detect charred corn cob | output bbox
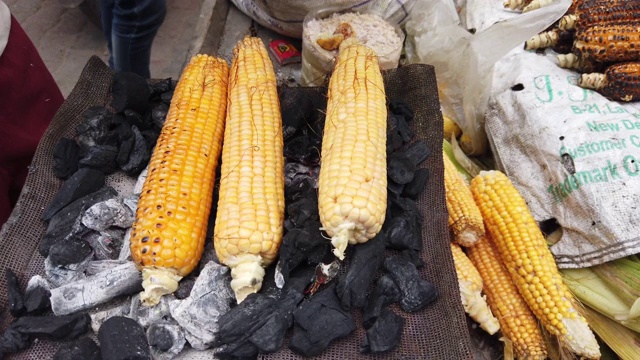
[213,37,285,303]
[557,53,607,73]
[318,38,387,260]
[444,152,484,247]
[470,171,600,359]
[574,24,640,63]
[580,62,640,102]
[568,0,640,30]
[450,242,500,335]
[467,235,548,359]
[130,55,229,306]
[524,29,575,53]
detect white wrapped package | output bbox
[486,49,640,268]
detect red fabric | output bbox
[0,16,64,226]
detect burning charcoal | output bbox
[48,238,93,267]
[290,283,356,357]
[387,130,403,154]
[286,196,318,227]
[403,168,429,199]
[98,316,151,360]
[129,294,171,329]
[50,261,142,315]
[388,114,413,143]
[42,168,106,221]
[82,197,135,231]
[133,167,148,195]
[383,212,422,251]
[336,233,386,310]
[279,86,314,140]
[26,275,51,293]
[40,186,117,256]
[389,100,414,121]
[151,103,169,128]
[76,106,113,148]
[387,152,416,185]
[284,162,312,188]
[404,140,431,166]
[52,138,80,179]
[85,228,126,260]
[11,313,90,341]
[44,255,91,288]
[383,255,438,313]
[111,71,151,114]
[24,285,51,315]
[0,327,30,355]
[118,228,133,261]
[53,336,101,360]
[147,320,186,360]
[284,135,320,165]
[276,225,328,285]
[89,300,131,333]
[362,274,401,328]
[174,276,196,299]
[360,308,405,354]
[6,269,25,317]
[160,90,174,105]
[117,135,135,166]
[123,109,149,130]
[401,249,425,269]
[169,261,233,350]
[85,259,130,276]
[78,145,118,174]
[121,126,150,176]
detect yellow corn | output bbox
[318,38,388,260]
[443,152,484,247]
[450,242,500,336]
[130,54,229,306]
[467,235,548,359]
[574,24,640,63]
[213,37,285,303]
[470,171,600,359]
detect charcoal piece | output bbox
[389,100,414,121]
[362,274,401,328]
[50,262,142,315]
[336,233,386,310]
[98,316,150,360]
[42,168,106,221]
[401,249,425,269]
[284,266,316,294]
[78,145,118,174]
[44,255,91,288]
[82,198,135,231]
[6,269,25,317]
[388,196,422,220]
[279,86,314,140]
[383,212,422,251]
[387,152,416,185]
[284,162,312,188]
[89,300,131,333]
[283,135,320,165]
[284,162,317,202]
[111,71,151,114]
[290,284,356,357]
[118,228,133,261]
[25,275,51,293]
[383,255,438,313]
[76,107,113,148]
[11,313,90,341]
[174,276,196,299]
[147,320,185,360]
[405,140,431,166]
[276,225,328,284]
[24,286,51,315]
[360,308,405,354]
[160,90,173,105]
[141,128,160,150]
[403,168,429,199]
[52,138,80,179]
[123,109,149,130]
[149,78,173,96]
[387,130,403,154]
[116,135,135,166]
[129,294,171,329]
[169,261,233,350]
[48,238,93,267]
[122,126,150,176]
[40,186,118,257]
[110,113,133,140]
[197,242,219,273]
[387,179,404,197]
[82,106,112,126]
[286,196,318,227]
[85,228,126,260]
[388,114,413,143]
[217,341,258,359]
[151,103,169,128]
[0,327,30,355]
[85,259,130,276]
[53,336,101,360]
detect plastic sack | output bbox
[231,0,415,39]
[404,0,571,155]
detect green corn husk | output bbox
[591,257,640,319]
[580,303,640,360]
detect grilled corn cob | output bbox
[470,171,600,359]
[130,54,229,306]
[467,235,548,359]
[557,53,607,73]
[318,38,387,260]
[503,0,532,11]
[574,24,640,63]
[450,242,500,335]
[523,0,553,13]
[580,62,640,102]
[444,152,484,247]
[213,37,285,303]
[524,29,574,53]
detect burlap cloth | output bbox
[0,56,473,359]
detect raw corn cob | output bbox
[130,54,229,306]
[318,38,387,260]
[213,37,285,303]
[470,171,600,359]
[443,152,484,247]
[579,62,640,102]
[467,235,548,360]
[573,24,640,63]
[450,242,500,336]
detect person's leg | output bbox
[100,0,116,69]
[111,0,166,78]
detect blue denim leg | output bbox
[100,0,115,69]
[101,0,167,78]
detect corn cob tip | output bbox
[557,53,578,69]
[558,14,577,31]
[227,254,266,303]
[460,286,500,335]
[522,0,552,13]
[579,73,607,90]
[139,268,182,306]
[562,316,601,359]
[329,224,355,260]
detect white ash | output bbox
[50,261,142,315]
[123,195,138,213]
[26,275,52,293]
[86,259,131,276]
[129,293,173,329]
[90,300,132,333]
[82,197,135,231]
[169,261,234,350]
[44,253,91,288]
[84,227,126,260]
[275,261,286,289]
[133,167,148,195]
[147,320,187,360]
[118,228,132,261]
